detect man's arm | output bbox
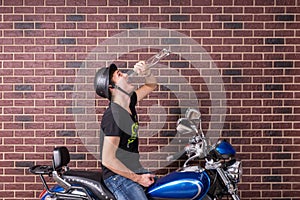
[102,136,155,187]
[133,61,158,102]
[135,73,157,102]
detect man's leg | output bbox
[104,175,148,200]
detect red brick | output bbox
[88,0,107,6]
[276,0,295,5]
[192,0,211,6]
[14,7,34,13]
[4,153,24,160]
[35,7,54,13]
[25,0,44,5]
[46,0,65,6]
[223,38,243,44]
[265,22,285,29]
[234,0,253,5]
[255,0,274,5]
[4,0,22,5]
[164,7,182,14]
[77,7,98,14]
[67,0,86,6]
[245,7,264,13]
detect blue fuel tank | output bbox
[147,171,210,200]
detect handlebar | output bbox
[166,136,210,167]
[167,108,211,166]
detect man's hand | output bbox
[134,60,157,102]
[136,173,156,187]
[133,61,151,77]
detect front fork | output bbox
[216,168,240,200]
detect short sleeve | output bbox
[101,108,121,137]
[129,92,137,118]
[130,92,137,108]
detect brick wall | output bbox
[0,0,299,199]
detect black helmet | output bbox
[94,64,118,99]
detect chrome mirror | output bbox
[176,118,198,135]
[185,108,201,121]
[185,108,201,128]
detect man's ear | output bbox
[108,84,115,95]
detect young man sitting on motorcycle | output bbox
[94,61,157,200]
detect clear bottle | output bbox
[128,48,171,77]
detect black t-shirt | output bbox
[100,92,143,179]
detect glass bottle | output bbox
[128,48,171,77]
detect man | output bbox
[94,61,157,200]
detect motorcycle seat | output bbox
[63,170,116,200]
[52,147,116,200]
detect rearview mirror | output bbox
[185,108,201,121]
[176,118,198,135]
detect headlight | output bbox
[226,161,242,183]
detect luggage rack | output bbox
[29,165,53,175]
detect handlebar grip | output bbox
[166,155,174,161]
[166,149,186,161]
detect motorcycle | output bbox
[29,108,242,200]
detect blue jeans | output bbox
[104,175,148,200]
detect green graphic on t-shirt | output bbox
[127,122,138,148]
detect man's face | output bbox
[111,70,135,94]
